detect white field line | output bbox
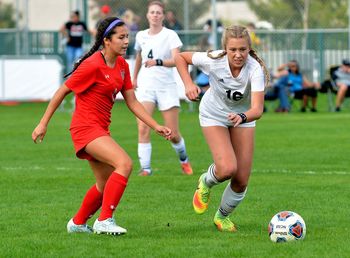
[253,169,349,175]
[1,166,84,171]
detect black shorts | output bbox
[294,88,318,99]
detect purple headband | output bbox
[103,18,123,38]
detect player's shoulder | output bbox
[246,55,262,71]
[246,55,260,67]
[136,29,149,38]
[82,52,103,69]
[162,27,177,35]
[206,50,227,65]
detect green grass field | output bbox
[0,95,349,258]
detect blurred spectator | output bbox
[246,22,261,49]
[267,60,320,112]
[334,59,350,112]
[198,19,223,51]
[122,9,140,32]
[121,9,140,57]
[93,5,112,36]
[60,10,90,73]
[164,10,183,31]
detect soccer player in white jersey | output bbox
[175,25,270,232]
[133,0,192,176]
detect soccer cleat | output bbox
[93,218,127,235]
[181,162,193,175]
[138,170,152,176]
[213,211,237,232]
[192,173,210,214]
[67,218,93,234]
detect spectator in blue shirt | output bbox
[272,60,320,112]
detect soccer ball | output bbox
[268,211,306,243]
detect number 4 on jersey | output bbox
[147,49,153,59]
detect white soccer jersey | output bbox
[192,51,265,124]
[134,27,183,89]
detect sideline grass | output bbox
[0,97,349,258]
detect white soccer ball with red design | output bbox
[268,211,306,243]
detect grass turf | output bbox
[0,94,349,258]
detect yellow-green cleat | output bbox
[213,211,237,232]
[192,173,211,214]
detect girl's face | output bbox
[288,62,298,73]
[105,25,129,56]
[147,4,164,27]
[226,37,250,69]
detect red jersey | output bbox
[66,51,133,130]
[65,51,133,160]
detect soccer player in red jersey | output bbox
[32,17,171,235]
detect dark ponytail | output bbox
[64,17,125,78]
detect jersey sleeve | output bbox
[134,32,142,51]
[122,59,133,91]
[192,52,211,75]
[65,59,97,94]
[250,66,265,92]
[169,30,183,49]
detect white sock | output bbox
[218,184,247,217]
[138,143,152,172]
[171,137,188,163]
[204,163,220,187]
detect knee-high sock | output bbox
[73,184,103,224]
[99,173,128,221]
[218,183,247,217]
[171,137,188,162]
[138,142,152,172]
[204,163,220,188]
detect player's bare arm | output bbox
[32,84,72,143]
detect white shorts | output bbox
[135,87,180,111]
[199,113,256,128]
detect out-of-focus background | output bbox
[1,0,350,106]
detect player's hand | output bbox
[144,59,156,68]
[154,125,172,140]
[228,113,243,127]
[185,83,201,102]
[32,123,47,143]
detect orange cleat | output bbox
[181,162,193,175]
[138,170,152,176]
[213,211,237,232]
[192,173,210,214]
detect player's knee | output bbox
[138,125,151,139]
[170,132,181,143]
[216,163,237,180]
[115,157,133,175]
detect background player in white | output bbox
[133,0,192,176]
[175,25,270,232]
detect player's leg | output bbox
[214,127,255,232]
[158,86,192,175]
[136,101,156,176]
[193,126,236,214]
[65,45,74,72]
[67,161,113,233]
[161,107,192,175]
[85,136,133,235]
